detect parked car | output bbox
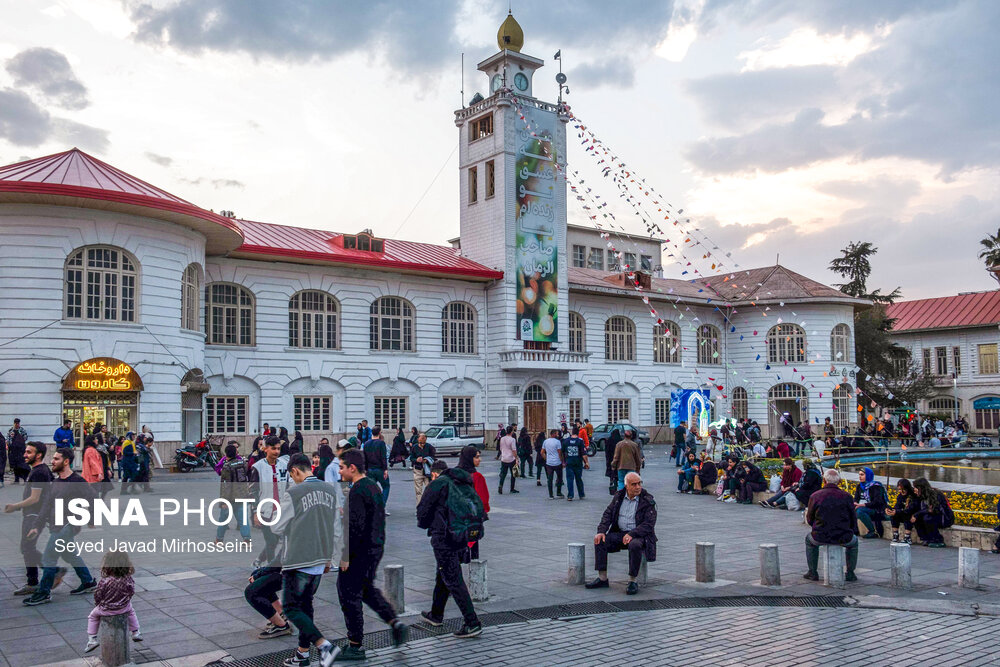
[423,422,485,456]
[590,423,650,452]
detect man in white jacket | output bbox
[250,437,289,566]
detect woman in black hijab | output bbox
[314,443,335,481]
[458,446,489,560]
[390,427,409,468]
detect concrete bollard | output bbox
[889,542,911,589]
[568,543,585,585]
[759,544,781,586]
[469,559,488,601]
[822,545,845,589]
[695,542,715,583]
[384,564,404,614]
[637,555,648,587]
[959,546,980,589]
[100,612,131,667]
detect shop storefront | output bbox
[973,396,1000,432]
[62,358,143,442]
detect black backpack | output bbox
[443,477,486,544]
[940,494,955,528]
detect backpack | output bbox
[443,477,486,544]
[940,494,955,528]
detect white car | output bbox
[423,423,485,456]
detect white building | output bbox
[887,290,1000,432]
[0,14,867,459]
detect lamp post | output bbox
[952,374,958,424]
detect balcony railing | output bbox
[497,348,590,369]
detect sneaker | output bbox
[420,610,443,626]
[84,637,99,653]
[862,532,879,539]
[497,487,503,495]
[845,572,858,582]
[453,623,482,638]
[579,495,585,500]
[13,584,37,596]
[22,592,51,606]
[510,489,519,494]
[891,533,900,543]
[625,582,639,595]
[336,645,366,661]
[70,581,98,595]
[391,621,409,647]
[556,493,564,498]
[927,542,946,548]
[903,535,912,545]
[132,630,143,642]
[758,500,770,508]
[567,497,573,502]
[802,572,819,581]
[282,651,310,667]
[536,480,542,487]
[319,644,342,667]
[384,510,391,517]
[724,497,737,503]
[259,623,293,639]
[584,577,609,589]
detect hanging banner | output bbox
[515,104,559,341]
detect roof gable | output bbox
[887,290,1000,332]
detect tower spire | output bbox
[497,12,524,52]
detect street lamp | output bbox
[952,374,958,423]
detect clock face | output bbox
[491,74,503,93]
[514,72,528,91]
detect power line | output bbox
[391,144,458,239]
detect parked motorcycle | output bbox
[174,439,221,472]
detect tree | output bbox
[828,241,901,303]
[978,228,1000,285]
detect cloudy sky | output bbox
[0,0,996,299]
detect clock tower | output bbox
[454,12,572,431]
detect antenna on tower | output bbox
[555,49,568,103]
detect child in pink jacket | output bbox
[85,551,142,652]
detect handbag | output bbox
[714,478,725,497]
[693,476,703,492]
[511,459,521,478]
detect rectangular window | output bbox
[976,408,1000,431]
[641,255,653,271]
[935,346,948,375]
[572,245,586,268]
[952,347,961,376]
[569,398,582,425]
[607,251,621,272]
[587,247,604,270]
[205,396,247,434]
[374,397,408,431]
[469,114,493,141]
[922,348,932,374]
[624,253,637,270]
[468,166,478,204]
[294,396,330,432]
[978,343,998,374]
[442,396,472,423]
[485,160,495,198]
[607,398,630,423]
[654,398,670,425]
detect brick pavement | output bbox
[1,447,999,665]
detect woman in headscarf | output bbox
[516,426,533,478]
[886,478,918,544]
[81,434,105,484]
[135,433,153,493]
[735,459,766,504]
[289,430,303,455]
[314,443,336,481]
[910,477,952,547]
[853,467,888,538]
[458,445,489,560]
[277,427,290,457]
[696,451,717,494]
[389,427,409,468]
[120,431,138,494]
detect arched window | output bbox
[697,325,721,365]
[604,316,636,362]
[523,384,547,402]
[830,323,852,363]
[832,384,853,433]
[568,311,586,354]
[181,263,201,331]
[289,290,339,349]
[441,302,476,354]
[767,383,809,436]
[370,296,414,351]
[732,386,748,420]
[653,321,680,364]
[64,245,138,322]
[927,396,960,414]
[205,282,255,346]
[767,323,806,363]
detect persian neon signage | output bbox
[63,358,144,392]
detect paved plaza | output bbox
[1,448,999,666]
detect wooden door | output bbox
[524,401,547,434]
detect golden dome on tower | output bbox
[497,12,524,52]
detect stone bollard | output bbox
[959,547,980,589]
[822,545,845,589]
[469,559,488,601]
[100,612,131,667]
[568,543,585,585]
[637,555,648,586]
[384,564,404,614]
[759,544,781,586]
[695,542,715,583]
[889,542,911,589]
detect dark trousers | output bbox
[430,546,479,626]
[856,507,884,536]
[566,463,584,499]
[594,531,645,578]
[21,514,42,586]
[890,510,914,529]
[545,464,564,497]
[738,479,766,502]
[912,510,945,544]
[258,525,280,565]
[368,468,390,505]
[283,570,323,650]
[337,548,396,645]
[245,570,283,619]
[498,461,516,491]
[535,454,545,480]
[518,453,533,477]
[805,534,858,576]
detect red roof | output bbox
[887,290,1000,332]
[232,218,503,281]
[0,148,243,253]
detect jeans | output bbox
[430,546,479,626]
[856,507,883,537]
[216,502,251,541]
[765,490,789,506]
[545,464,564,496]
[677,470,696,491]
[674,444,685,466]
[617,469,635,491]
[244,569,283,620]
[594,531,645,578]
[283,570,323,649]
[337,548,397,645]
[565,463,584,499]
[38,524,94,595]
[369,468,390,505]
[498,461,517,491]
[518,453,533,477]
[804,533,858,576]
[258,525,279,566]
[21,514,42,586]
